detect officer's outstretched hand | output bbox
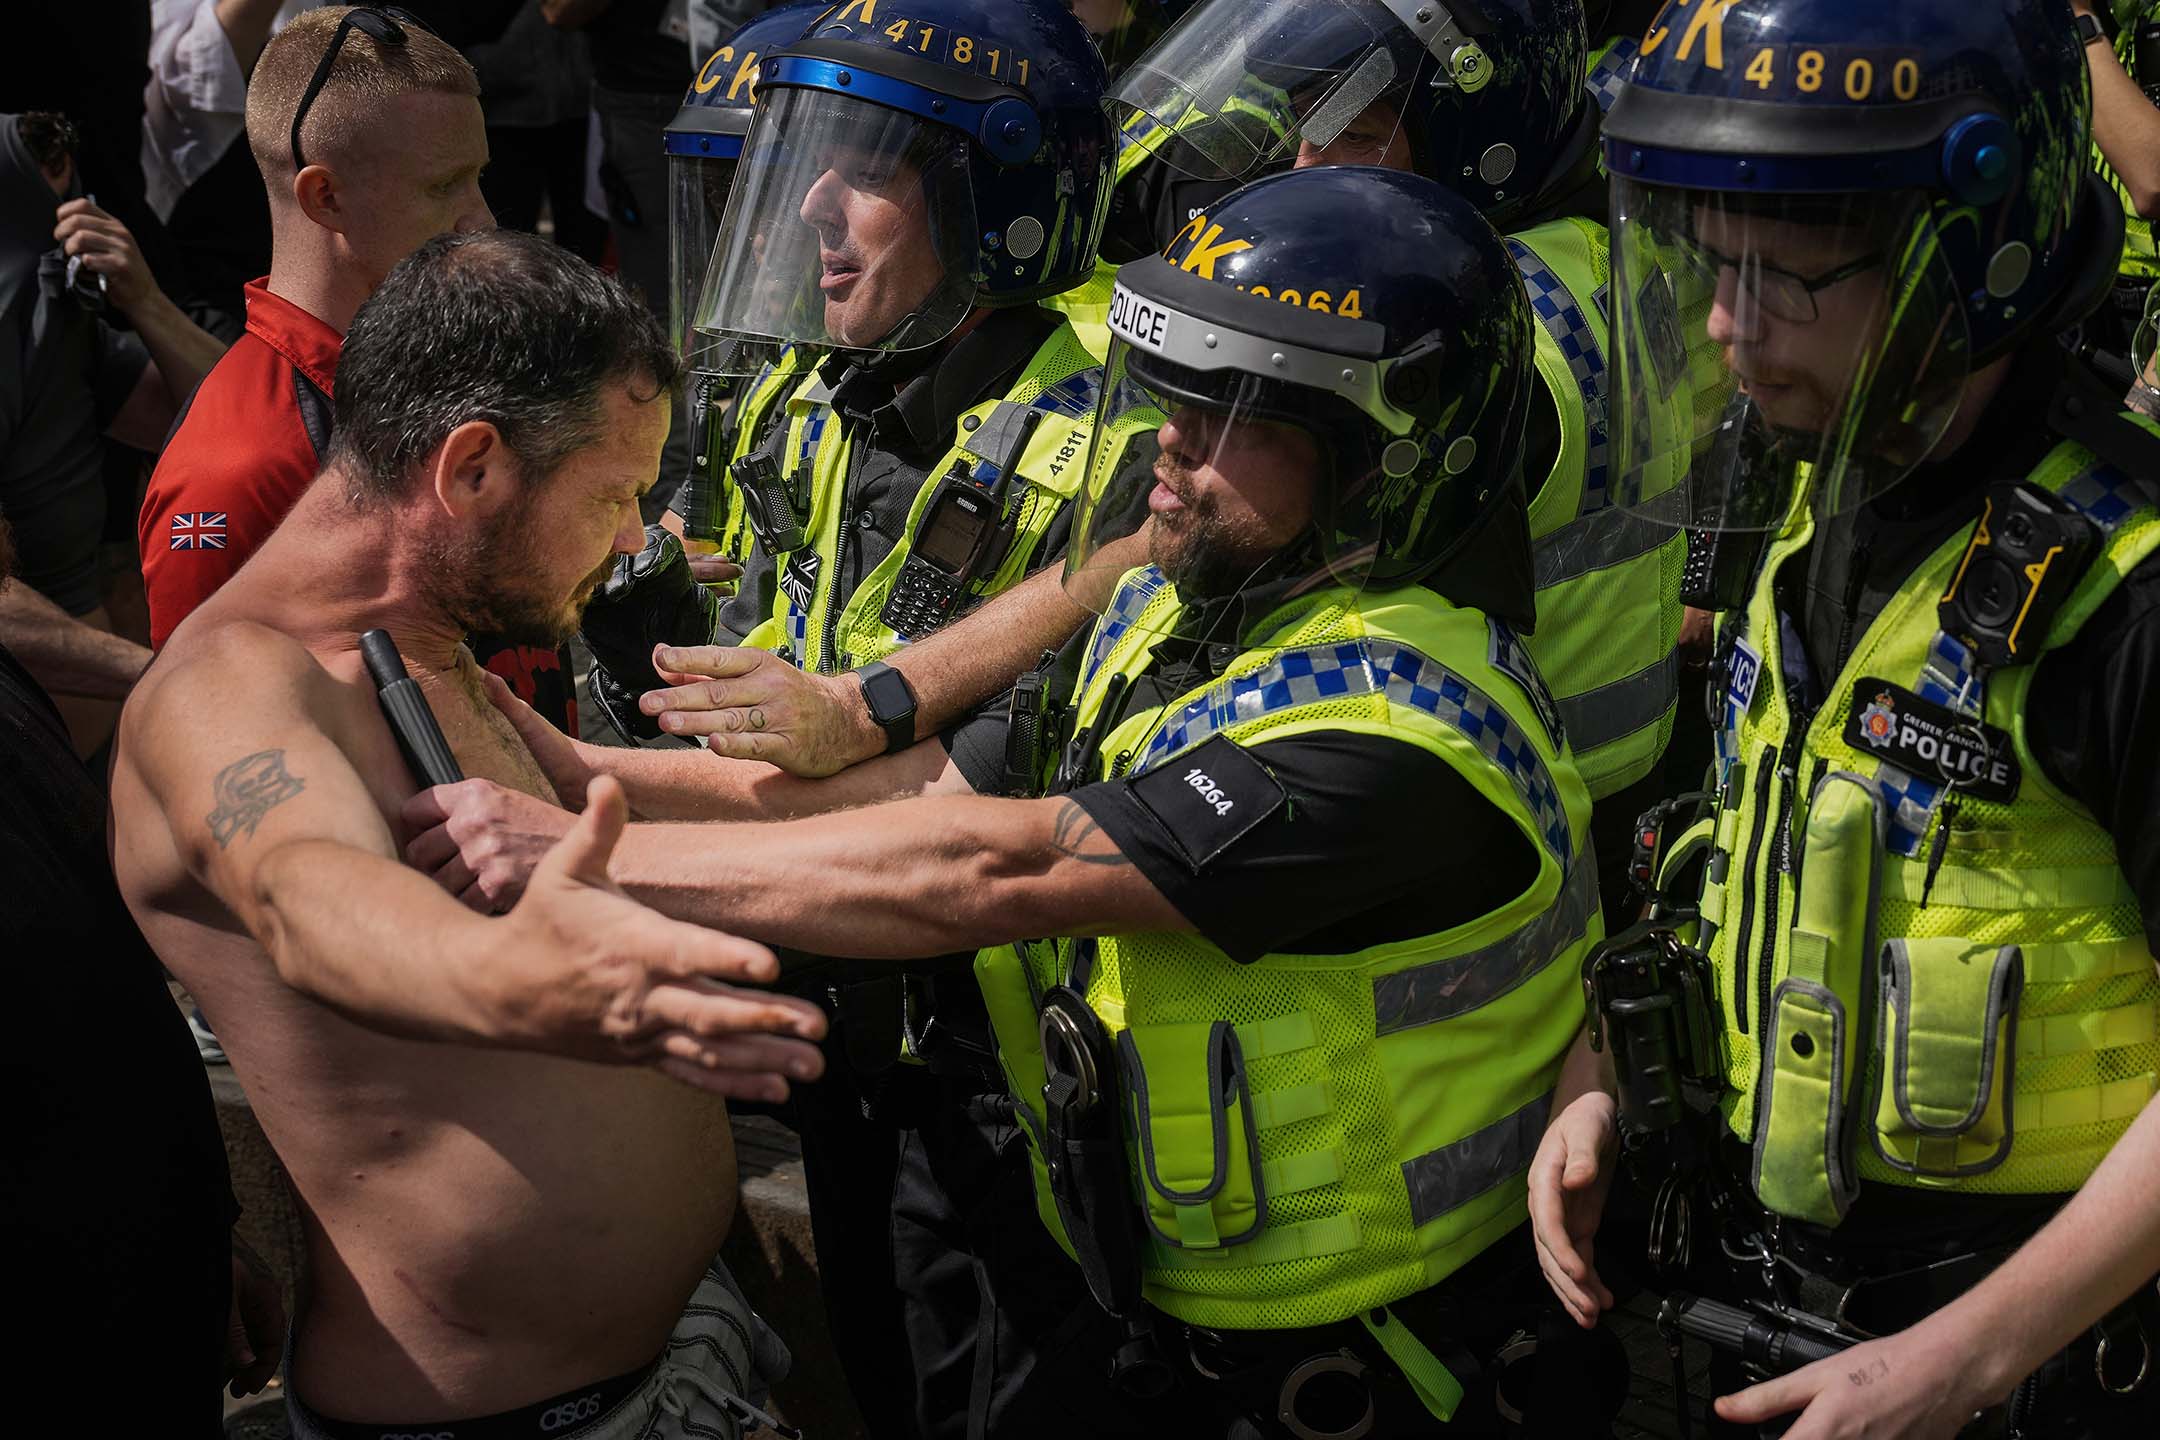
[1716,1325,1985,1439]
[1529,1088,1619,1327]
[642,644,888,777]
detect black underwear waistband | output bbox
[294,1357,657,1440]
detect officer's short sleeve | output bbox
[1069,731,1541,963]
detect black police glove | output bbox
[579,524,724,743]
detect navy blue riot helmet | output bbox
[1602,0,2118,532]
[1110,0,1590,227]
[665,1,822,370]
[1067,167,1540,622]
[690,0,1114,357]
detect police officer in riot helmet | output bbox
[1129,0,1692,929]
[1532,0,2160,1434]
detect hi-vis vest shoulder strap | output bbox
[1506,220,1686,798]
[746,319,1129,672]
[1705,418,2160,1216]
[975,568,1600,1342]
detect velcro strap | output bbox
[1250,1081,1332,1131]
[1236,1012,1318,1059]
[1360,1307,1466,1423]
[2020,937,2158,987]
[2029,1073,2157,1131]
[1889,861,2137,912]
[2017,1002,2158,1061]
[1148,1213,1362,1269]
[1260,1146,1343,1197]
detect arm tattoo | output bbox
[207,749,307,850]
[1050,798,1129,867]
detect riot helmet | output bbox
[691,0,1115,357]
[1068,166,1539,630]
[1603,0,2118,532]
[666,1,823,375]
[1111,0,1590,227]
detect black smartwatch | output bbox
[2076,11,2107,47]
[856,660,919,755]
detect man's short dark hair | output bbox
[331,230,679,500]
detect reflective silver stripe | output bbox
[1532,506,1674,592]
[1558,649,1679,755]
[1401,1092,1551,1227]
[1372,857,1599,1037]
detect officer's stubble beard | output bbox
[1147,452,1292,601]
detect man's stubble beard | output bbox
[423,504,616,649]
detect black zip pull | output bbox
[1919,790,1960,910]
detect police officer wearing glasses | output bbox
[1529,0,2160,1434]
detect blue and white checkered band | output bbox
[1081,565,1172,689]
[1874,460,2157,855]
[1505,238,1611,513]
[1584,37,1638,117]
[1487,617,1564,751]
[794,405,830,478]
[1131,639,1575,867]
[1874,630,1980,858]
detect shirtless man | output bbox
[111,228,827,1439]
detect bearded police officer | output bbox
[1529,0,2160,1434]
[1104,0,1691,926]
[415,165,1626,1437]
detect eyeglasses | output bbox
[1691,241,1884,325]
[289,6,434,172]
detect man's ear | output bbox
[293,163,347,233]
[429,421,520,520]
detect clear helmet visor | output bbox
[1065,330,1406,633]
[1110,0,1418,182]
[690,88,981,357]
[668,146,778,378]
[1607,182,1976,533]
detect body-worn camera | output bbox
[1938,479,2099,670]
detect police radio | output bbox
[880,409,1044,639]
[729,443,808,555]
[1937,480,2099,670]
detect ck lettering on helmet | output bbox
[1166,214,1254,280]
[693,42,766,99]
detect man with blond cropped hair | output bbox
[139,6,579,732]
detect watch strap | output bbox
[857,660,918,755]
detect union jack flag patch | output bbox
[169,512,227,550]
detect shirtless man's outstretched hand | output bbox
[464,773,827,1097]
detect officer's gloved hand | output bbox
[580,524,725,743]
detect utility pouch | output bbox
[1752,772,1885,1226]
[1039,987,1149,1317]
[1871,939,2024,1178]
[1118,1021,1266,1250]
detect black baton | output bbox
[360,629,464,788]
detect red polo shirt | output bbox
[141,280,577,733]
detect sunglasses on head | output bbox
[290,6,437,172]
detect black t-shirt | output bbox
[1065,627,1543,963]
[1794,344,2160,950]
[0,640,235,1429]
